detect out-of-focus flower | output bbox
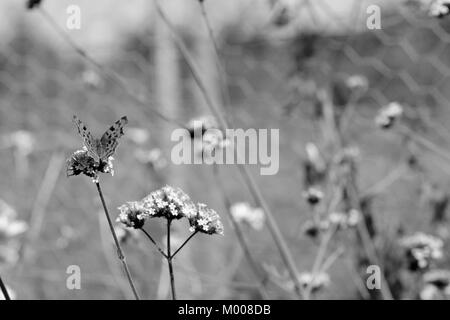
[0,200,26,268]
[404,0,450,17]
[66,147,114,182]
[200,130,231,159]
[302,219,329,238]
[302,187,324,205]
[81,69,102,89]
[127,128,150,145]
[375,102,404,129]
[187,116,218,139]
[230,202,265,230]
[305,143,326,172]
[303,142,327,187]
[4,131,35,156]
[56,225,78,249]
[429,0,450,17]
[0,199,28,240]
[135,148,167,170]
[420,269,450,299]
[400,232,443,271]
[298,272,330,292]
[26,0,42,10]
[327,210,361,230]
[188,203,224,235]
[345,74,369,91]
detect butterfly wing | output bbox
[99,116,128,160]
[72,115,100,161]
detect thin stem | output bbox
[198,0,232,115]
[0,276,11,300]
[95,182,140,300]
[36,7,185,129]
[154,0,304,298]
[346,180,394,300]
[171,231,198,259]
[166,219,176,300]
[140,228,168,259]
[303,225,337,299]
[213,165,271,299]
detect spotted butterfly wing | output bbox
[98,116,128,160]
[72,115,99,160]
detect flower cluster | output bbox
[188,203,224,235]
[428,0,450,17]
[298,272,330,293]
[0,199,28,267]
[302,209,360,238]
[420,269,450,299]
[66,147,114,182]
[400,232,443,271]
[375,102,404,129]
[327,210,361,230]
[230,202,265,231]
[26,0,42,10]
[187,115,218,139]
[117,185,223,236]
[134,148,167,171]
[302,187,324,205]
[345,74,368,91]
[117,201,149,229]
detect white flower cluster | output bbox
[230,202,265,230]
[298,272,330,292]
[0,199,28,268]
[188,203,224,235]
[375,102,403,129]
[117,185,223,236]
[400,232,443,270]
[420,269,450,299]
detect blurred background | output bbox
[1,0,450,300]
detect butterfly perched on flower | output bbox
[72,115,128,163]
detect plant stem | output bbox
[171,231,198,259]
[153,1,304,298]
[95,182,140,300]
[0,276,11,300]
[140,228,168,259]
[213,165,271,299]
[166,219,176,300]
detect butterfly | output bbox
[72,115,128,163]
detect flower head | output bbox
[420,269,450,299]
[0,199,27,268]
[230,202,265,230]
[303,187,324,205]
[375,102,404,129]
[400,232,443,271]
[116,201,148,229]
[66,147,114,182]
[188,203,224,235]
[187,116,218,139]
[134,148,167,170]
[26,0,42,10]
[298,272,330,292]
[141,186,196,221]
[345,74,368,91]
